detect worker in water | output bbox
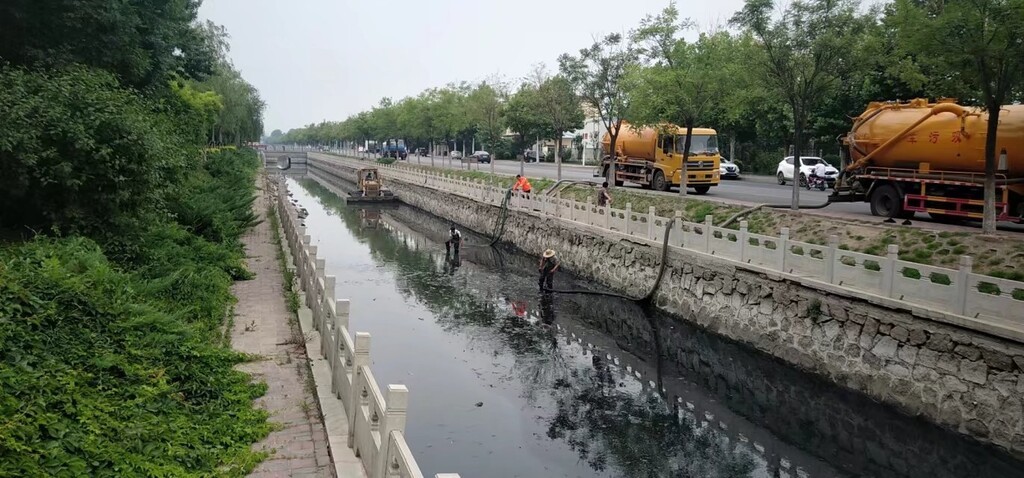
[538,249,559,291]
[512,174,532,197]
[445,225,463,256]
[597,181,612,207]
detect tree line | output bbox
[271,0,1023,180]
[0,2,277,475]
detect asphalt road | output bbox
[331,151,1024,233]
[407,155,871,211]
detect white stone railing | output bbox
[312,154,1024,336]
[273,176,459,478]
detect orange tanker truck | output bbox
[832,98,1024,222]
[598,123,721,194]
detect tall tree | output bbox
[467,80,508,173]
[559,33,636,187]
[732,0,866,209]
[631,4,736,195]
[536,76,584,180]
[888,0,1024,233]
[505,83,553,174]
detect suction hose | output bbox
[541,218,676,303]
[459,189,513,248]
[718,198,833,229]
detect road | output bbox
[326,150,1024,233]
[402,155,887,217]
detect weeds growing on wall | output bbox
[0,149,271,477]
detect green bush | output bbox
[0,66,192,235]
[0,237,270,477]
[0,149,270,476]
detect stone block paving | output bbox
[230,182,340,478]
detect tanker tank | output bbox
[846,99,1024,177]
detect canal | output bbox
[286,171,1024,478]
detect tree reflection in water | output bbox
[296,176,760,477]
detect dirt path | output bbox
[231,180,336,478]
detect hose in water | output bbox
[541,218,676,303]
[460,189,513,248]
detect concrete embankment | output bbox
[307,153,1024,458]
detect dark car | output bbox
[469,151,491,163]
[524,150,539,162]
[415,147,427,156]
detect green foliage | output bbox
[0,149,269,477]
[195,66,266,146]
[0,66,191,235]
[559,33,636,166]
[630,4,738,164]
[0,0,216,91]
[731,0,868,185]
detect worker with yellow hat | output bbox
[538,249,559,291]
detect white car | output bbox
[450,151,463,160]
[776,156,839,186]
[720,158,741,179]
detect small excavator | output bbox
[348,168,397,203]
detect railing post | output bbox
[739,221,749,263]
[956,255,973,315]
[348,332,371,448]
[376,385,409,478]
[625,203,633,235]
[703,215,713,253]
[331,299,350,396]
[673,210,683,247]
[648,206,657,240]
[882,244,899,298]
[315,258,326,330]
[305,245,318,309]
[825,235,839,284]
[778,227,789,272]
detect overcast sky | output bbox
[199,0,746,134]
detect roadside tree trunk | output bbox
[982,104,1001,234]
[791,121,803,211]
[679,120,694,197]
[555,130,563,181]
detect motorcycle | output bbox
[806,174,827,191]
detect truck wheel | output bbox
[869,184,903,218]
[652,170,669,191]
[693,185,711,195]
[777,172,786,185]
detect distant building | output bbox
[570,104,604,164]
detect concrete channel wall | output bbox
[307,153,1024,458]
[271,175,460,478]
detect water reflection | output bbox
[293,173,1024,478]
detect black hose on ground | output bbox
[541,218,676,303]
[719,197,833,229]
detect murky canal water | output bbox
[285,171,1024,478]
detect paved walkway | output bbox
[231,180,336,478]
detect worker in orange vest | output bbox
[512,174,532,197]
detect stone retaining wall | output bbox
[306,156,1024,457]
